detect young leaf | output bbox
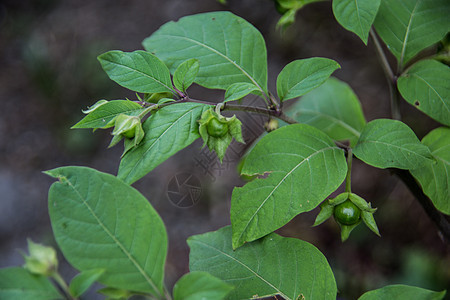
[276,57,340,101]
[224,82,260,103]
[411,127,450,215]
[398,59,450,126]
[46,167,168,297]
[98,50,174,94]
[143,12,268,95]
[72,100,145,129]
[69,269,105,298]
[173,58,200,92]
[373,0,450,66]
[231,124,347,249]
[353,119,433,170]
[286,77,366,146]
[188,226,337,300]
[172,272,233,300]
[0,267,61,300]
[332,0,381,44]
[358,284,446,300]
[118,103,210,184]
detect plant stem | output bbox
[345,148,353,193]
[394,169,450,243]
[52,272,76,300]
[370,28,401,120]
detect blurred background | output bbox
[0,0,448,299]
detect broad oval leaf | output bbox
[277,57,340,101]
[118,103,210,184]
[353,119,433,170]
[172,271,233,300]
[143,12,268,95]
[374,0,450,66]
[173,58,200,92]
[224,82,260,103]
[72,100,145,129]
[188,226,337,300]
[398,59,450,126]
[358,284,446,300]
[98,50,174,94]
[231,124,347,249]
[46,167,168,297]
[411,127,450,215]
[0,267,62,300]
[332,0,381,44]
[286,77,366,146]
[69,269,105,298]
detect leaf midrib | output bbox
[102,55,173,93]
[191,239,290,300]
[159,34,267,96]
[237,146,339,244]
[63,179,161,296]
[122,105,204,182]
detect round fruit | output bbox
[207,118,228,138]
[122,128,135,139]
[334,200,361,225]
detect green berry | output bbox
[207,118,229,138]
[334,200,361,225]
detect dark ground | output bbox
[0,0,448,299]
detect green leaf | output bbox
[354,119,433,170]
[0,267,61,300]
[358,284,446,300]
[143,12,268,95]
[332,0,381,44]
[72,100,145,129]
[46,167,168,297]
[231,124,347,249]
[173,58,200,92]
[286,77,366,146]
[398,59,450,126]
[173,271,233,300]
[276,57,340,101]
[98,50,174,94]
[224,82,260,103]
[411,127,450,215]
[374,0,450,66]
[188,226,337,300]
[69,269,105,298]
[118,103,210,184]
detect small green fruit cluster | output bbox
[198,107,244,162]
[314,192,380,241]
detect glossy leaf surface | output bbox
[231,124,347,248]
[173,58,199,92]
[374,0,450,66]
[332,0,381,44]
[98,50,173,93]
[172,271,233,300]
[0,267,61,300]
[72,100,145,129]
[398,59,450,126]
[46,167,168,297]
[359,284,446,300]
[354,119,433,170]
[118,103,210,184]
[411,127,450,215]
[287,77,366,146]
[276,57,340,101]
[143,12,268,95]
[188,226,337,300]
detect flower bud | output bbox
[23,239,58,276]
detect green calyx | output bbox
[109,114,145,156]
[198,107,244,162]
[313,192,380,241]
